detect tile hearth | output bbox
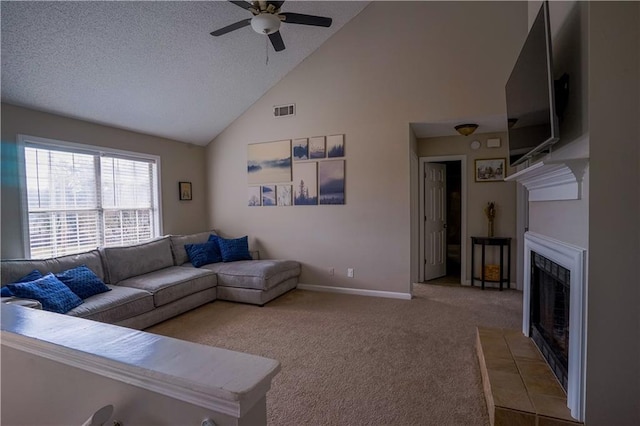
[476,327,582,426]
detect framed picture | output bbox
[247,140,292,184]
[248,186,261,206]
[319,160,345,204]
[293,162,318,205]
[309,136,326,159]
[262,185,276,206]
[179,181,192,200]
[327,134,345,158]
[293,138,309,161]
[475,158,506,182]
[277,185,292,206]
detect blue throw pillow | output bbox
[1,269,44,297]
[185,241,222,268]
[217,236,252,262]
[55,265,111,300]
[7,273,83,314]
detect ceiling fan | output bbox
[210,0,333,52]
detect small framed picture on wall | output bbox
[179,181,192,200]
[474,158,506,182]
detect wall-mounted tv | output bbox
[505,1,559,167]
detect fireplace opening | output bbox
[530,252,570,390]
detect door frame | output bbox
[419,155,467,284]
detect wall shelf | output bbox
[504,158,589,201]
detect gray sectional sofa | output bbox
[1,231,301,329]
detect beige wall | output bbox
[205,1,527,294]
[584,2,639,424]
[1,103,208,259]
[417,132,517,283]
[524,1,639,423]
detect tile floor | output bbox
[476,327,582,426]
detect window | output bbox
[20,135,161,259]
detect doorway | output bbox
[419,156,467,285]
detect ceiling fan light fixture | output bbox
[251,13,281,35]
[454,123,479,136]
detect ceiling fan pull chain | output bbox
[265,35,269,66]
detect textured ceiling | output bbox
[1,1,369,145]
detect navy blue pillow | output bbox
[7,273,83,314]
[185,241,222,268]
[1,269,44,297]
[55,265,111,300]
[217,236,252,262]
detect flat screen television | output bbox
[506,1,559,167]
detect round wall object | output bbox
[470,140,481,150]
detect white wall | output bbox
[205,1,527,293]
[1,104,209,258]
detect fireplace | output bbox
[523,232,586,421]
[530,252,570,390]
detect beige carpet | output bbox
[147,283,522,426]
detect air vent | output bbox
[274,104,295,118]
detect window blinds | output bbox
[24,144,159,259]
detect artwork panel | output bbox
[247,140,292,184]
[248,186,261,206]
[474,158,506,182]
[319,160,345,205]
[327,134,345,158]
[309,136,326,159]
[262,185,276,206]
[276,185,292,206]
[293,162,318,205]
[293,138,309,161]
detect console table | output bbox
[471,236,511,290]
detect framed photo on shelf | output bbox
[474,158,506,182]
[179,181,192,200]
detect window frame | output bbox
[17,134,163,258]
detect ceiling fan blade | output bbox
[268,31,285,52]
[228,1,253,10]
[210,18,252,36]
[280,12,332,27]
[267,1,285,10]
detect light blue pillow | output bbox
[7,273,83,314]
[55,265,111,300]
[1,269,44,297]
[216,236,252,262]
[185,241,222,268]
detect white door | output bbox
[424,163,447,281]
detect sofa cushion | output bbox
[199,260,300,291]
[212,235,253,262]
[116,266,217,307]
[7,273,83,314]
[101,237,174,284]
[55,265,111,299]
[1,250,105,286]
[170,231,218,266]
[185,242,222,267]
[67,285,154,323]
[1,269,43,297]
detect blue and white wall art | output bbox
[248,186,261,206]
[276,185,292,206]
[248,140,292,184]
[293,138,308,161]
[319,160,345,205]
[327,134,345,158]
[262,185,276,206]
[293,162,318,205]
[309,136,326,159]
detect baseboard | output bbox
[297,284,412,300]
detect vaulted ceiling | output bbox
[1,1,369,145]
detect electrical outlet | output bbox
[329,267,334,276]
[347,268,354,278]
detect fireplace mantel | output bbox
[505,158,589,201]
